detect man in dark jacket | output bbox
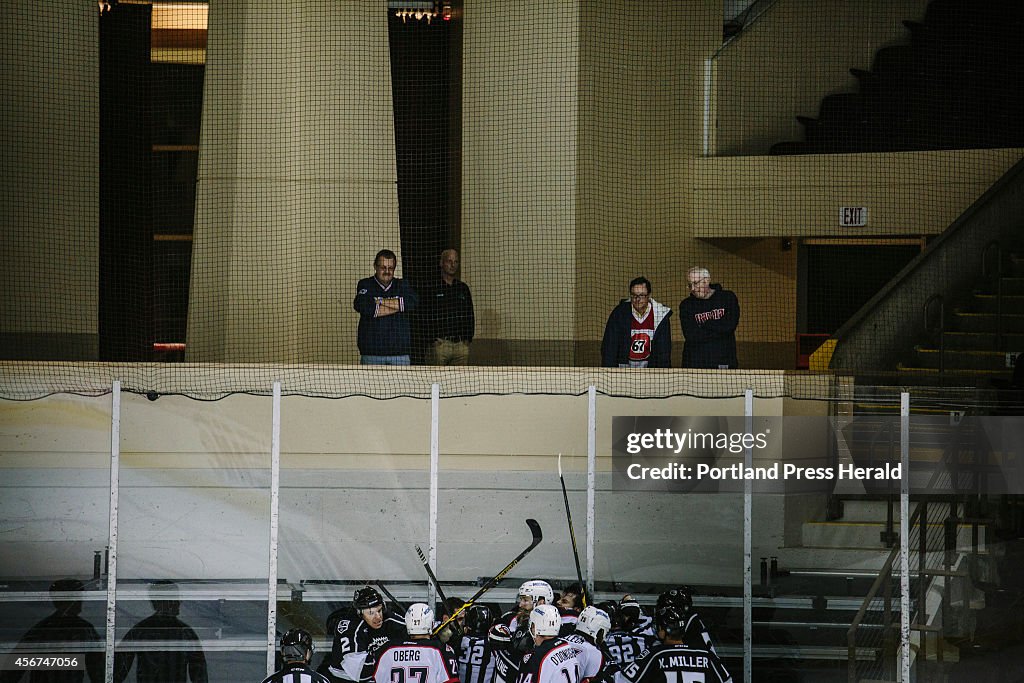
[353,249,420,365]
[601,277,672,368]
[425,249,474,365]
[679,267,739,369]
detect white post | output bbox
[900,392,911,682]
[743,389,753,683]
[586,386,597,599]
[104,382,121,683]
[267,382,282,674]
[429,383,440,610]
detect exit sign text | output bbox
[840,206,868,227]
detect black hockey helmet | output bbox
[465,604,494,636]
[353,586,384,611]
[656,585,694,614]
[619,594,642,627]
[281,628,314,661]
[655,605,688,638]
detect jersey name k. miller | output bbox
[622,643,732,683]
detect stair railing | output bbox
[982,240,1005,351]
[924,294,945,381]
[847,415,984,682]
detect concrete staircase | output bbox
[897,252,1024,383]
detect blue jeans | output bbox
[360,354,411,366]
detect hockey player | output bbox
[599,601,654,683]
[324,586,406,683]
[555,584,582,633]
[366,604,459,683]
[489,580,553,683]
[504,580,554,630]
[514,605,581,683]
[457,605,497,683]
[617,596,655,639]
[655,587,719,656]
[561,606,609,681]
[262,629,332,683]
[620,606,731,683]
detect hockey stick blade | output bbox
[431,518,543,635]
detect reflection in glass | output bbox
[1,579,104,683]
[114,582,207,683]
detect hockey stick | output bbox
[558,453,588,608]
[431,518,543,636]
[376,582,407,613]
[415,544,460,634]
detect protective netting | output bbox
[4,0,1024,401]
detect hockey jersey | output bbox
[262,662,332,683]
[458,633,497,683]
[515,638,581,683]
[560,633,605,680]
[326,613,406,682]
[621,643,731,683]
[368,640,459,683]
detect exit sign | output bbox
[840,206,868,227]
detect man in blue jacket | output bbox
[601,277,672,368]
[353,249,420,365]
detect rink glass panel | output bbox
[113,392,271,683]
[0,393,112,673]
[277,395,432,665]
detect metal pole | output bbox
[428,383,440,610]
[744,389,753,683]
[586,386,596,599]
[900,392,911,682]
[267,382,281,674]
[104,382,121,683]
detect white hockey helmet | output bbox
[405,602,435,635]
[576,606,612,642]
[518,580,554,606]
[529,603,561,637]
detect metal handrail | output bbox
[982,241,1005,350]
[924,294,945,379]
[846,415,981,682]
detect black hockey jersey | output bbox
[325,613,406,682]
[621,643,731,683]
[515,639,581,683]
[261,662,332,683]
[603,630,656,683]
[457,633,497,683]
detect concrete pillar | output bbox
[461,1,718,365]
[187,0,401,362]
[0,1,99,360]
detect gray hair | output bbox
[687,266,710,280]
